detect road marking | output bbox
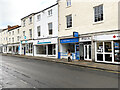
[20,80,28,84]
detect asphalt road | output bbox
[0,55,119,89]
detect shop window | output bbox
[26,43,33,54]
[97,42,103,52]
[104,42,112,52]
[114,41,120,62]
[105,54,112,62]
[36,45,46,55]
[48,44,56,55]
[97,54,103,61]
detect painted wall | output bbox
[34,4,58,39]
[58,0,119,37]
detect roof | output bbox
[21,3,58,20]
[35,3,58,15]
[8,25,21,31]
[21,13,35,20]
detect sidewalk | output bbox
[1,54,120,73]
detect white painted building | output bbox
[33,3,58,58]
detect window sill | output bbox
[93,20,104,25]
[48,15,52,17]
[66,5,71,8]
[65,27,72,30]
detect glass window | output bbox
[36,45,46,54]
[37,15,41,21]
[23,31,25,36]
[97,42,103,52]
[48,44,56,55]
[48,23,53,35]
[23,20,25,27]
[66,15,72,28]
[37,26,41,37]
[94,5,103,22]
[67,0,71,7]
[105,54,112,62]
[29,29,32,39]
[104,42,112,52]
[97,54,103,61]
[114,41,120,62]
[48,9,52,16]
[29,17,32,24]
[26,43,33,54]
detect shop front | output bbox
[79,36,92,61]
[34,38,58,58]
[94,34,120,64]
[59,38,79,60]
[7,44,20,54]
[20,40,33,56]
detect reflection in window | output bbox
[97,42,103,52]
[104,42,112,52]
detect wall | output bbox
[58,0,119,37]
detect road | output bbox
[0,55,119,89]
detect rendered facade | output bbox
[0,1,120,64]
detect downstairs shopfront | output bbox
[20,40,33,56]
[34,38,58,58]
[59,38,80,60]
[7,44,20,54]
[94,34,120,64]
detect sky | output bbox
[0,0,57,29]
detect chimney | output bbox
[8,25,11,28]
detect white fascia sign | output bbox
[93,34,120,41]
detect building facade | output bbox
[7,25,21,54]
[33,3,58,58]
[20,13,35,56]
[58,0,120,64]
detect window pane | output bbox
[97,54,103,61]
[97,42,103,52]
[104,42,112,52]
[36,45,46,54]
[105,54,112,62]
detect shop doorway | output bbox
[75,44,80,60]
[84,45,92,60]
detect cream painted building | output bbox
[7,25,21,54]
[20,13,35,56]
[58,0,120,64]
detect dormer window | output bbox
[48,9,52,16]
[29,17,32,24]
[37,15,41,21]
[23,20,25,27]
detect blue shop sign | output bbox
[60,38,79,43]
[73,32,79,37]
[37,41,51,44]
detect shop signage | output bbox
[73,32,79,37]
[37,41,51,44]
[94,34,120,41]
[80,37,91,42]
[114,42,119,49]
[24,36,26,39]
[60,38,79,43]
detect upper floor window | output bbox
[67,0,71,7]
[48,9,52,16]
[29,17,32,24]
[48,23,53,35]
[9,38,11,42]
[12,31,14,35]
[17,36,20,41]
[29,29,32,39]
[12,37,14,43]
[23,31,25,36]
[9,32,11,36]
[23,20,25,27]
[18,29,19,34]
[37,26,41,37]
[94,5,103,22]
[37,15,41,21]
[66,14,72,28]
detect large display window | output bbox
[96,41,113,62]
[114,41,120,62]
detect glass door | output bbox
[84,45,92,60]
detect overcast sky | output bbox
[0,0,57,29]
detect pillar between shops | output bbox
[91,36,95,62]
